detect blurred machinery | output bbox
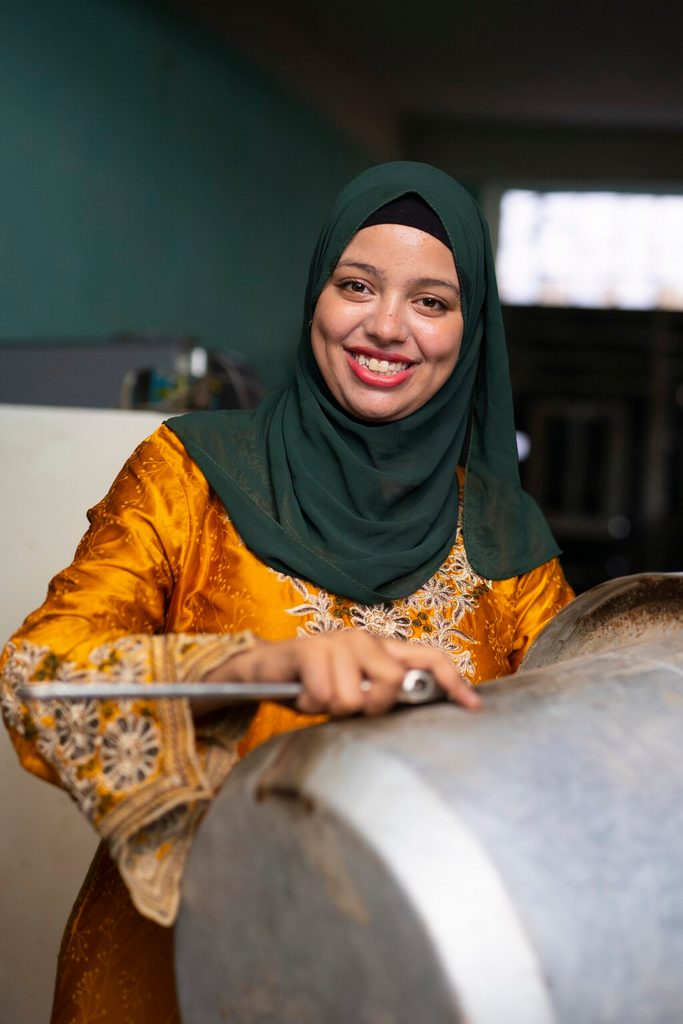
[0,334,265,413]
[119,342,265,412]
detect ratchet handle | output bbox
[19,670,445,706]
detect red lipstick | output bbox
[345,349,415,388]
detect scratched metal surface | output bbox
[176,633,683,1024]
[521,571,683,670]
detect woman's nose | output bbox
[365,297,408,345]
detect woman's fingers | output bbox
[203,630,480,717]
[330,632,406,716]
[294,631,478,716]
[296,631,402,716]
[379,638,481,710]
[320,639,365,716]
[296,646,334,714]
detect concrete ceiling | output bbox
[168,0,683,165]
[291,0,683,129]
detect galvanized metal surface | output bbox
[176,631,683,1024]
[521,571,683,670]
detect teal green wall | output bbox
[0,0,373,388]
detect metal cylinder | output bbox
[521,572,683,670]
[176,630,683,1024]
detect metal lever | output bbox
[19,669,444,706]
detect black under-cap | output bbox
[360,192,451,249]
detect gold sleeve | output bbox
[507,557,575,671]
[0,428,256,924]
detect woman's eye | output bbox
[417,296,447,311]
[339,279,370,295]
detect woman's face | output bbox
[311,223,464,423]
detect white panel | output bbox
[0,404,166,1024]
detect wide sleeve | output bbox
[507,557,575,671]
[0,426,257,925]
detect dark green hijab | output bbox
[167,161,559,603]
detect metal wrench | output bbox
[18,669,444,706]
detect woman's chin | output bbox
[338,388,413,423]
[333,366,440,422]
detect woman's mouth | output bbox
[346,350,415,387]
[354,353,410,374]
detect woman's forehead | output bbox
[336,223,458,281]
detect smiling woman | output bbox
[312,210,464,422]
[1,161,574,1023]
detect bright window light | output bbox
[496,190,683,310]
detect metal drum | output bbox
[521,572,683,670]
[176,590,683,1023]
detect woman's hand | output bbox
[198,630,480,717]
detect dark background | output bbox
[1,0,682,590]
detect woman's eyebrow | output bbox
[335,262,460,297]
[335,259,381,276]
[410,276,461,296]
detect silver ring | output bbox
[360,679,372,693]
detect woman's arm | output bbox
[0,427,257,924]
[1,427,254,774]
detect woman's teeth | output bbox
[354,353,410,375]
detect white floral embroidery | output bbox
[450,545,490,591]
[456,648,476,680]
[286,589,346,638]
[423,611,471,651]
[0,640,50,732]
[101,714,161,791]
[273,533,491,682]
[416,627,477,681]
[90,636,149,681]
[419,548,490,617]
[409,574,455,611]
[269,568,300,588]
[62,764,100,818]
[52,699,102,762]
[0,682,24,733]
[0,639,50,687]
[349,603,412,638]
[35,728,59,763]
[51,659,93,686]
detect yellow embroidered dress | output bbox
[1,425,573,1023]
